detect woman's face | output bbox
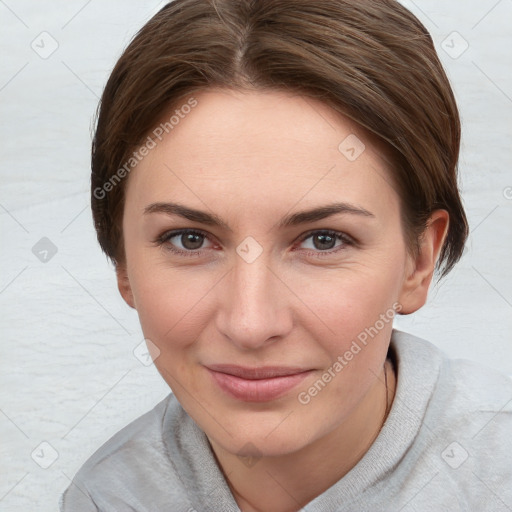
[120,89,416,457]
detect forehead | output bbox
[125,88,399,219]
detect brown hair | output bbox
[91,0,468,276]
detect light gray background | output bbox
[1,1,511,510]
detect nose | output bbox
[215,257,293,351]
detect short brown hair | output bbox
[91,0,468,276]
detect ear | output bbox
[116,264,136,309]
[398,210,449,315]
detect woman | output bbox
[61,1,512,510]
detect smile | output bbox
[205,365,314,402]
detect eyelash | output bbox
[154,229,355,258]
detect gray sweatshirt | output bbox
[60,330,512,511]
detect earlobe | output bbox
[398,210,449,314]
[116,264,136,309]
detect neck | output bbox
[210,359,396,512]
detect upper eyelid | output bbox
[159,227,209,238]
[297,229,350,240]
[155,228,214,247]
[295,229,356,246]
[158,228,347,239]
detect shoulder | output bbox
[440,353,512,409]
[390,331,512,510]
[60,393,196,511]
[78,393,172,471]
[432,350,512,458]
[392,329,512,442]
[416,334,512,434]
[391,329,512,412]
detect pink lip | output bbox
[206,365,314,402]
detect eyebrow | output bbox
[278,203,374,228]
[144,202,231,230]
[143,201,374,229]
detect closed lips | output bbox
[205,365,314,402]
[206,365,312,379]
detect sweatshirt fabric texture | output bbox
[60,330,512,511]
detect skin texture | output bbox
[117,89,448,512]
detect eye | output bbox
[297,230,353,253]
[156,229,215,254]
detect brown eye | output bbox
[180,232,204,250]
[157,229,214,253]
[299,230,348,252]
[312,233,336,250]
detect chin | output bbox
[207,409,320,458]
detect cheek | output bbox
[127,259,217,351]
[301,261,404,343]
[293,273,401,422]
[130,268,218,396]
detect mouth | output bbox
[205,364,314,402]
